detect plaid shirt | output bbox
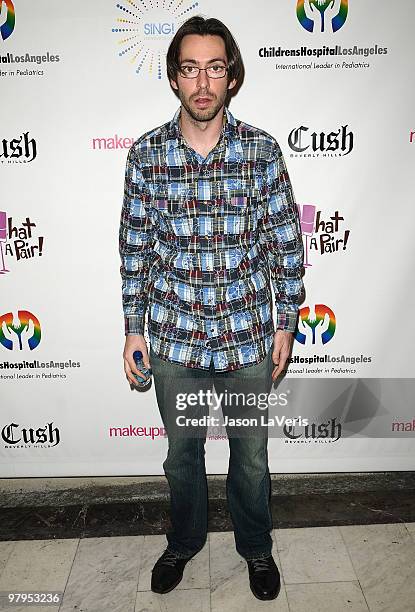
[119,106,304,371]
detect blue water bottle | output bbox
[132,350,152,387]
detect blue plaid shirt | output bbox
[119,106,304,371]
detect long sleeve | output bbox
[119,146,156,335]
[259,142,304,332]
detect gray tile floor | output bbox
[0,523,414,611]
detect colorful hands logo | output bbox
[112,1,199,79]
[0,0,15,41]
[0,310,41,351]
[295,304,336,345]
[297,0,348,33]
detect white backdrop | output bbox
[1,0,414,476]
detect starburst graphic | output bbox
[112,0,199,79]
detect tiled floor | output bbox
[0,523,414,611]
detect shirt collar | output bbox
[165,105,239,155]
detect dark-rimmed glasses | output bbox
[178,64,228,79]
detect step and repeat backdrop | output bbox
[1,1,414,476]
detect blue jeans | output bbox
[149,345,275,560]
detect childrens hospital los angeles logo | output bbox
[296,0,348,34]
[112,0,199,78]
[0,0,15,41]
[295,304,336,345]
[0,310,41,351]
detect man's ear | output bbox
[170,78,178,91]
[227,78,237,91]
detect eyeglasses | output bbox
[178,64,228,79]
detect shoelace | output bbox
[250,557,272,572]
[159,550,181,567]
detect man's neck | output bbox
[179,105,225,159]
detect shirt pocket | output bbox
[221,185,261,235]
[223,181,261,210]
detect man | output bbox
[119,16,304,601]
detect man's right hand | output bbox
[123,334,151,386]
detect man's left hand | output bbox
[271,330,293,381]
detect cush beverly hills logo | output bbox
[0,0,15,41]
[2,421,60,448]
[112,0,199,78]
[0,132,37,163]
[297,0,348,34]
[288,124,354,157]
[0,310,41,351]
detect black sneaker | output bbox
[246,555,281,600]
[151,548,194,594]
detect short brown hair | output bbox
[166,16,244,86]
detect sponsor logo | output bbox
[391,419,415,433]
[297,204,350,267]
[0,310,41,351]
[284,416,342,442]
[0,0,15,41]
[0,212,44,275]
[0,4,60,78]
[0,132,37,163]
[296,0,348,34]
[1,421,60,448]
[0,359,81,380]
[92,135,136,150]
[112,1,200,78]
[259,3,387,73]
[0,51,60,78]
[0,313,82,380]
[295,304,336,345]
[288,124,353,157]
[260,44,387,60]
[109,424,167,439]
[260,44,387,73]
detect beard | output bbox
[177,87,228,123]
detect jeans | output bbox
[149,344,275,560]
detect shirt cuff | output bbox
[124,314,145,336]
[275,306,299,333]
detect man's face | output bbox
[170,34,237,123]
